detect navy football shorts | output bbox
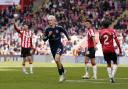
[51,46,63,59]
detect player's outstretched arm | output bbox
[13,14,22,34]
[13,22,22,34]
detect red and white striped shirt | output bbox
[87,28,95,48]
[14,24,33,48]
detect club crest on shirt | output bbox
[56,30,59,33]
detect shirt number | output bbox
[57,48,61,54]
[103,35,109,45]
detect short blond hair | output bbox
[47,15,56,20]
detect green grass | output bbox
[0,62,128,89]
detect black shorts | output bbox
[85,47,95,58]
[21,47,32,57]
[103,52,117,64]
[51,46,63,59]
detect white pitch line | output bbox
[116,78,128,80]
[0,68,19,71]
[66,78,128,85]
[87,78,128,80]
[66,80,107,84]
[66,78,128,81]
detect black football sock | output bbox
[61,66,64,73]
[58,68,63,75]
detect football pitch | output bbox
[0,62,128,89]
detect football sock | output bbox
[58,68,63,75]
[29,63,33,73]
[107,67,112,78]
[93,65,97,77]
[61,65,64,74]
[22,64,26,72]
[112,64,117,77]
[85,63,89,75]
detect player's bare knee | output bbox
[91,63,96,66]
[55,58,60,63]
[85,59,89,63]
[91,59,96,65]
[91,61,96,66]
[107,64,111,67]
[29,60,32,64]
[85,61,89,64]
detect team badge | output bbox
[56,30,59,33]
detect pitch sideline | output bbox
[66,78,128,84]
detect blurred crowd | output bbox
[0,0,128,56]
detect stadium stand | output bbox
[0,0,128,56]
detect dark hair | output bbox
[85,19,92,24]
[22,22,32,29]
[22,21,27,25]
[102,20,111,28]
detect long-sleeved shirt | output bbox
[43,25,70,49]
